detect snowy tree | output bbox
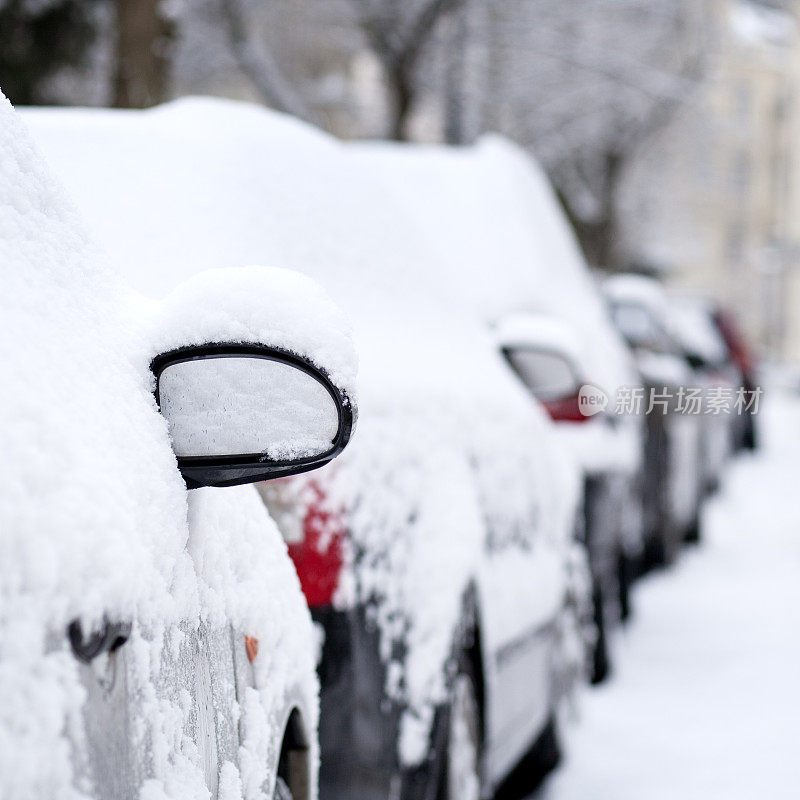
[0,0,713,271]
[186,0,471,138]
[346,0,468,139]
[217,0,309,117]
[168,0,710,266]
[472,0,711,268]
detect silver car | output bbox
[0,97,356,800]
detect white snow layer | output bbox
[604,273,669,319]
[149,266,357,400]
[0,94,362,799]
[349,137,639,401]
[21,98,588,767]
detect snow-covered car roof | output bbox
[347,136,639,395]
[21,99,550,417]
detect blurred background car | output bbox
[711,306,761,452]
[347,139,646,686]
[497,313,643,684]
[665,296,740,496]
[604,274,706,565]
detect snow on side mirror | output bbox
[152,344,354,488]
[147,266,358,487]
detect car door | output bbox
[65,615,240,800]
[471,407,571,784]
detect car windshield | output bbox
[611,302,672,354]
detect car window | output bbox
[505,348,579,400]
[611,302,672,354]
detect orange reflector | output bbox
[245,636,259,663]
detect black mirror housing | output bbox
[152,343,355,489]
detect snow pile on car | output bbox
[23,98,586,767]
[2,90,183,797]
[348,136,639,399]
[1,95,351,799]
[148,266,357,399]
[349,138,644,482]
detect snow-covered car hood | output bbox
[664,297,729,367]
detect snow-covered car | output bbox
[259,370,588,800]
[665,296,740,495]
[496,313,643,683]
[711,306,760,452]
[0,96,358,800]
[22,99,591,800]
[604,274,705,563]
[347,136,644,686]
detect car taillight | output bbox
[714,310,754,375]
[542,393,591,423]
[258,477,346,609]
[287,481,345,608]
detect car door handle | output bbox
[68,617,132,663]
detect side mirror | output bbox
[502,346,582,402]
[152,344,354,488]
[502,346,590,423]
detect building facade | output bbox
[621,0,800,362]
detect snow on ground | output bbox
[537,390,800,800]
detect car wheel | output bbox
[494,715,562,800]
[273,776,293,800]
[644,518,680,568]
[684,512,702,544]
[617,551,633,623]
[400,655,482,800]
[590,582,611,684]
[743,412,757,450]
[442,669,482,800]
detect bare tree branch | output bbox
[347,0,466,138]
[221,0,309,119]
